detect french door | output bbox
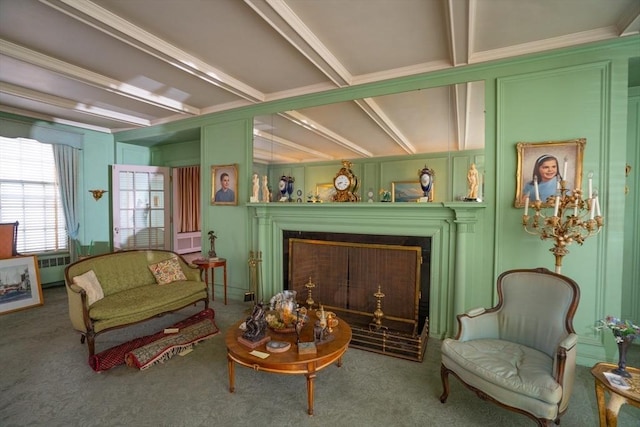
[112,165,171,250]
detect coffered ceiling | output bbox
[0,0,638,163]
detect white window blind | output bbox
[0,137,68,253]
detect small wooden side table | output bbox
[590,362,640,427]
[192,258,227,305]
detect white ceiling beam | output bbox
[354,99,415,155]
[469,27,620,64]
[281,111,373,158]
[0,82,150,126]
[617,4,640,36]
[445,0,470,67]
[253,129,333,160]
[40,0,265,102]
[253,148,300,164]
[245,0,351,87]
[0,39,199,116]
[0,105,113,133]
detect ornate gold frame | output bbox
[515,138,586,208]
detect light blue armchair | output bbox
[440,268,580,426]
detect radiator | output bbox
[37,254,70,286]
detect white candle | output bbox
[573,203,578,217]
[588,171,593,197]
[563,157,568,180]
[524,195,529,216]
[534,176,540,201]
[595,196,601,217]
[553,195,560,217]
[590,198,595,220]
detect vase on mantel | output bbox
[612,332,635,378]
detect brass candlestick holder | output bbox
[522,178,603,274]
[370,285,388,331]
[304,277,316,310]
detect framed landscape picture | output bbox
[315,183,336,202]
[0,255,43,315]
[392,181,434,202]
[211,164,238,205]
[515,138,586,208]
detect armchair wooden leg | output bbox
[440,364,450,403]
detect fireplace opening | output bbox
[283,230,431,361]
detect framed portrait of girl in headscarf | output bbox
[515,138,586,208]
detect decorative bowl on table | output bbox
[266,307,308,333]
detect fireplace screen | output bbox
[288,238,421,335]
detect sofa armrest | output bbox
[65,282,90,333]
[457,309,499,341]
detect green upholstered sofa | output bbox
[64,250,208,357]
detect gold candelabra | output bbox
[522,175,603,273]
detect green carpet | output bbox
[0,286,638,427]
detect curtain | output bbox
[52,144,80,260]
[176,166,200,232]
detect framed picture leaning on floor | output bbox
[0,255,43,315]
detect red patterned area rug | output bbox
[88,308,219,372]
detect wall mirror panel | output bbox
[253,81,485,165]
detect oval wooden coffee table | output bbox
[225,313,352,415]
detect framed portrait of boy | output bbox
[211,164,238,205]
[515,138,586,208]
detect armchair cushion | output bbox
[441,338,562,404]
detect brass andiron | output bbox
[370,285,388,331]
[522,171,604,273]
[247,250,262,304]
[304,277,316,310]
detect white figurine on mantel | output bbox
[261,175,270,203]
[465,163,480,201]
[250,173,260,203]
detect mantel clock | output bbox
[332,160,360,202]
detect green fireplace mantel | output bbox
[248,202,486,338]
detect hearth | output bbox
[283,231,430,361]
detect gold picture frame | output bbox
[0,255,43,315]
[211,164,238,205]
[392,181,434,202]
[515,138,586,207]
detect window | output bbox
[0,137,68,253]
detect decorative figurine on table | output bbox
[418,165,434,202]
[242,302,267,342]
[464,163,480,202]
[207,230,217,258]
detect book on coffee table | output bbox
[297,341,317,355]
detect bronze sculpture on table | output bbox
[242,302,267,341]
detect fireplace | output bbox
[283,230,430,361]
[250,202,486,359]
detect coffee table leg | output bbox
[227,354,235,393]
[306,373,316,415]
